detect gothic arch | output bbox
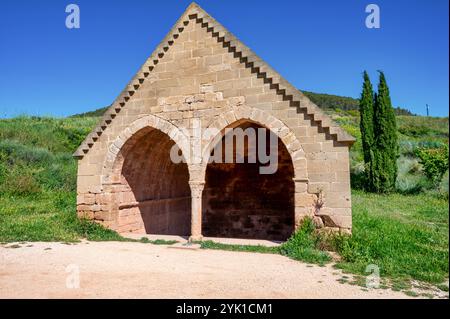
[198,106,310,240]
[100,115,193,234]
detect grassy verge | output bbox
[331,190,448,284]
[138,237,178,245]
[198,240,279,254]
[0,191,123,242]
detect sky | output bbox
[0,0,448,118]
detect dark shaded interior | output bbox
[120,128,191,235]
[202,122,295,241]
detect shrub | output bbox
[0,140,52,165]
[438,170,449,200]
[395,175,429,194]
[416,145,449,186]
[395,156,429,194]
[398,124,432,138]
[279,217,331,265]
[74,218,125,241]
[350,161,366,190]
[36,162,77,191]
[0,169,41,195]
[0,153,7,184]
[347,109,360,117]
[399,141,416,157]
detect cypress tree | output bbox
[359,71,375,189]
[371,71,399,193]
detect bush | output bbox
[438,170,449,200]
[35,162,77,191]
[397,116,449,139]
[279,217,331,265]
[399,140,446,157]
[350,161,366,190]
[395,175,429,194]
[416,145,449,186]
[0,168,41,195]
[0,140,53,165]
[395,156,429,194]
[347,109,360,117]
[398,124,432,138]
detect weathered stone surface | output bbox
[74,3,354,238]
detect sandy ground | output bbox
[0,241,414,299]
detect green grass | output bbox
[0,190,125,242]
[436,284,449,292]
[331,191,448,284]
[278,218,331,265]
[198,240,279,254]
[138,237,178,245]
[397,116,449,141]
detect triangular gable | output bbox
[74,2,355,158]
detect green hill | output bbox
[302,90,414,115]
[70,106,110,118]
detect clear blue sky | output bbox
[0,0,448,117]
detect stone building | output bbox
[74,3,355,241]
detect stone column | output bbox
[189,181,205,242]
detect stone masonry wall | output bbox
[75,6,353,237]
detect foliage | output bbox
[416,145,449,186]
[397,116,449,140]
[359,71,375,188]
[329,191,449,284]
[371,72,399,193]
[439,170,449,200]
[395,156,429,194]
[279,217,331,265]
[302,90,414,115]
[0,116,115,242]
[70,106,109,118]
[199,240,279,254]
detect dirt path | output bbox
[0,241,411,299]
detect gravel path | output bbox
[0,241,411,299]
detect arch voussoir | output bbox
[103,114,191,180]
[201,106,308,182]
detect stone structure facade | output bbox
[74,3,355,241]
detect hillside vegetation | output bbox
[302,90,414,115]
[328,110,449,196]
[0,110,448,289]
[0,116,124,241]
